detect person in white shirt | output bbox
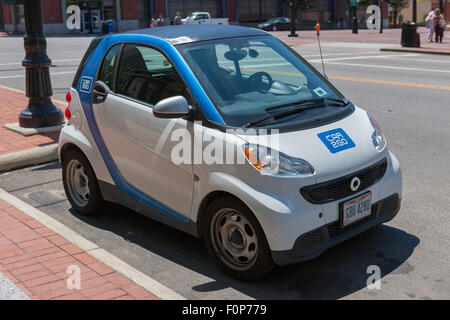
[185,13,193,25]
[426,10,435,42]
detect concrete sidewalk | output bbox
[271,27,450,54]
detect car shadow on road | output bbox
[70,200,419,300]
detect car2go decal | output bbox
[317,128,356,153]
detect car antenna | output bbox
[315,22,326,78]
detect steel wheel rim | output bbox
[66,159,90,207]
[210,208,258,271]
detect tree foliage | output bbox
[281,0,315,10]
[386,0,409,11]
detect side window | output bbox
[97,44,120,90]
[116,44,187,106]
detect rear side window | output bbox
[72,36,104,88]
[97,44,121,90]
[116,44,187,106]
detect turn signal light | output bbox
[65,91,72,103]
[65,107,71,120]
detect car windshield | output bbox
[266,18,279,23]
[177,36,346,127]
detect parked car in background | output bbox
[182,11,229,25]
[258,17,291,31]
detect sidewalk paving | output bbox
[0,198,159,300]
[271,27,450,54]
[0,87,63,156]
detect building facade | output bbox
[0,0,393,35]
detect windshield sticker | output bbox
[317,128,355,153]
[313,87,327,97]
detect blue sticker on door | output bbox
[317,128,355,153]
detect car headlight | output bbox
[243,144,314,176]
[367,112,386,151]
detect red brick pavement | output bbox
[0,87,65,155]
[0,199,159,300]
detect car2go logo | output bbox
[317,128,356,153]
[80,76,93,94]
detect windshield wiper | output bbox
[266,97,349,112]
[242,98,350,128]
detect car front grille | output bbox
[295,194,400,251]
[300,158,387,204]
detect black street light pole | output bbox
[412,0,417,23]
[351,5,358,34]
[18,0,64,128]
[439,0,443,13]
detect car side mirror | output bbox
[92,80,109,104]
[153,96,192,119]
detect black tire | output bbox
[62,149,105,216]
[202,196,275,281]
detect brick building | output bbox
[0,0,392,35]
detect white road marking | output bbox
[0,84,67,106]
[308,53,419,63]
[0,58,81,66]
[314,61,450,74]
[0,71,76,79]
[0,188,186,300]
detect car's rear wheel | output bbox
[272,25,277,31]
[62,149,105,215]
[203,196,274,280]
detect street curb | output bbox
[4,122,65,137]
[380,47,450,56]
[0,188,186,300]
[0,143,58,172]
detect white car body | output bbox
[58,26,401,273]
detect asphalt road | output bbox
[0,35,449,299]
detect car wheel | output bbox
[62,149,105,216]
[272,25,277,31]
[202,196,274,280]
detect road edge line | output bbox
[0,187,186,300]
[0,84,68,106]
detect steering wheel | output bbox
[247,71,273,92]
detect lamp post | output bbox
[18,0,64,128]
[351,0,358,34]
[412,0,417,23]
[288,1,298,37]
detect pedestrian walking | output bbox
[185,12,193,25]
[150,15,157,28]
[156,14,164,27]
[434,9,444,43]
[426,9,435,42]
[173,12,182,25]
[440,13,447,41]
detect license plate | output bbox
[341,192,372,227]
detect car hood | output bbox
[236,106,387,183]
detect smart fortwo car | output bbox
[59,25,402,280]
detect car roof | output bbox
[123,24,269,45]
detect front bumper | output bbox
[271,193,401,266]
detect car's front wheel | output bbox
[272,25,277,31]
[203,197,274,280]
[62,149,105,216]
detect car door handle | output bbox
[92,80,110,104]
